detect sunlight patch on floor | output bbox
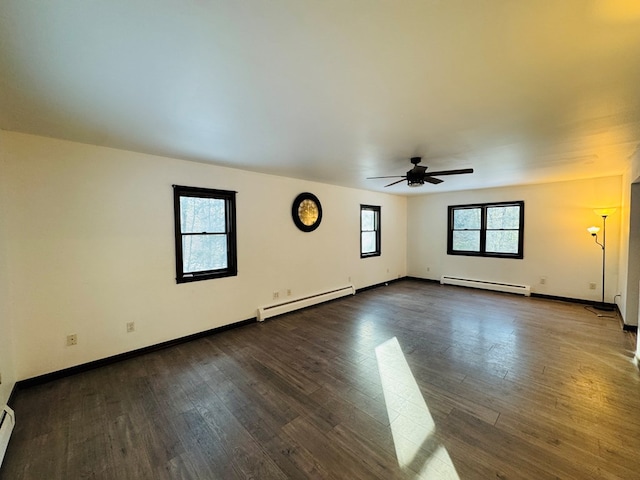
[375,337,460,479]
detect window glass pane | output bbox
[182,234,228,272]
[486,230,519,254]
[361,209,375,231]
[452,231,480,251]
[180,197,226,233]
[362,232,376,253]
[486,206,520,229]
[453,208,481,229]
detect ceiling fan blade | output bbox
[424,176,444,184]
[426,168,474,176]
[384,178,407,187]
[367,175,406,179]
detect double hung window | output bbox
[448,201,524,258]
[361,205,381,258]
[173,185,237,283]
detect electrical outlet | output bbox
[273,291,279,300]
[589,282,597,290]
[287,289,292,296]
[427,267,430,272]
[66,334,78,346]
[126,322,135,333]
[540,277,547,285]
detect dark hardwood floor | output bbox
[2,279,639,479]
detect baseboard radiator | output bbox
[0,405,15,467]
[440,275,531,296]
[257,285,355,321]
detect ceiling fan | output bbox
[368,157,474,187]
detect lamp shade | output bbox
[587,226,600,235]
[594,208,617,217]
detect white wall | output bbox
[0,131,407,382]
[0,133,17,407]
[617,175,629,323]
[617,148,640,331]
[618,180,640,328]
[407,177,622,302]
[620,148,640,358]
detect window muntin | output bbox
[448,201,524,258]
[173,185,237,283]
[361,205,381,258]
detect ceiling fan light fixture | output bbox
[408,180,423,187]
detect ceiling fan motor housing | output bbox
[407,162,427,186]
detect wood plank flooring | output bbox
[2,279,639,479]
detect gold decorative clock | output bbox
[292,192,322,232]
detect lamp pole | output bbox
[592,213,614,311]
[601,214,606,305]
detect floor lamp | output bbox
[587,208,616,311]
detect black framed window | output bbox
[361,205,381,258]
[448,201,524,258]
[173,185,237,283]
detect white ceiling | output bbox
[2,0,640,194]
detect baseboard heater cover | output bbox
[257,285,355,321]
[440,275,531,296]
[0,405,15,467]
